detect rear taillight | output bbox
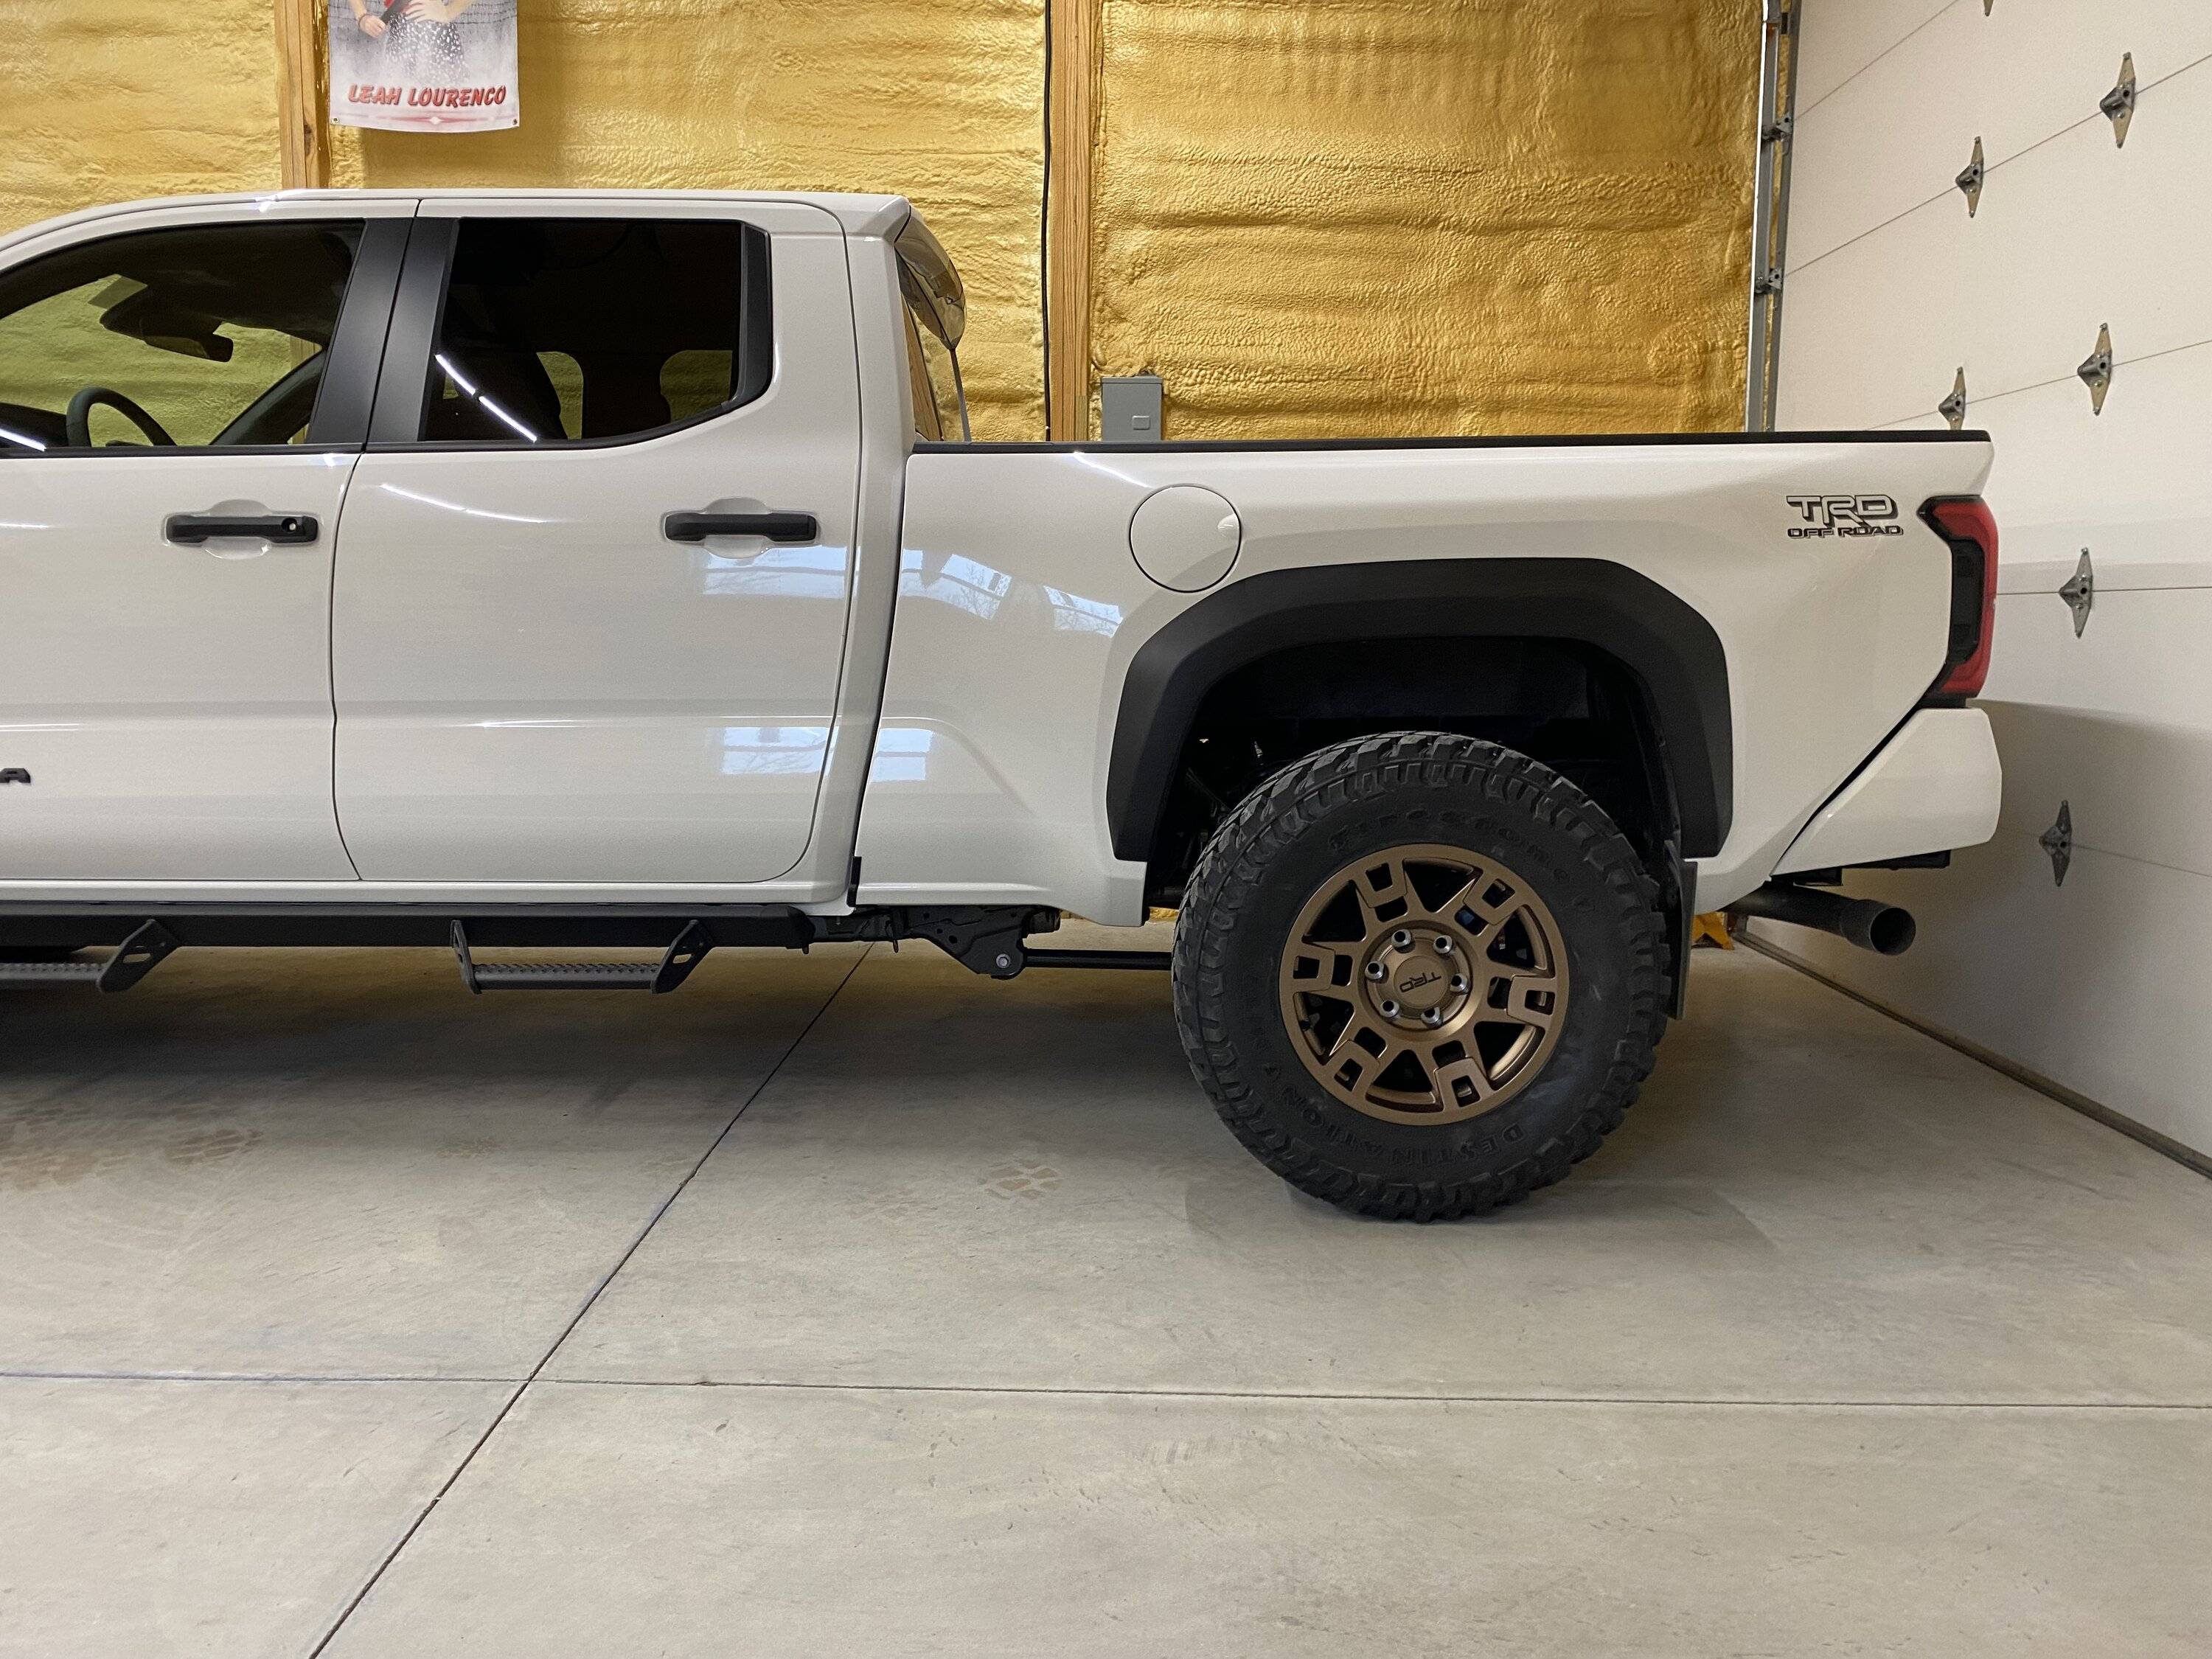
[1919,495,1998,702]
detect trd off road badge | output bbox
[1785,494,1904,538]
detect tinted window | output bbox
[422,218,767,445]
[0,221,362,454]
[901,270,964,442]
[903,308,943,441]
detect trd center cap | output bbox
[1366,932,1470,1027]
[1391,951,1454,1012]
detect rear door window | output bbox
[417,218,770,445]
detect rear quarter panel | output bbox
[859,436,1995,922]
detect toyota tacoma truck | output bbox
[0,189,2003,1220]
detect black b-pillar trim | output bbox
[366,217,461,446]
[306,216,414,447]
[1105,558,1736,862]
[732,222,774,408]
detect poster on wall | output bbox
[328,0,519,133]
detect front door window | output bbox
[0,221,363,455]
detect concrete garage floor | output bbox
[2,931,2208,1656]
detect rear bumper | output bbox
[1773,708,2002,876]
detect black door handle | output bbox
[165,513,319,546]
[661,510,818,544]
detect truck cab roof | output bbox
[0,188,933,260]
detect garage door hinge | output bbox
[2101,54,2136,146]
[2077,323,2113,414]
[2059,549,2094,636]
[1763,114,1793,146]
[1754,265,1784,298]
[1955,137,1985,215]
[1938,368,1968,430]
[2039,801,2073,887]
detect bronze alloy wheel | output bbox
[1276,843,1570,1125]
[1176,732,1667,1219]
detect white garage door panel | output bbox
[1789,1,1983,268]
[1961,61,2212,378]
[1794,0,1951,114]
[1971,0,2212,157]
[1982,703,2212,885]
[1976,339,2212,594]
[1783,0,2212,1159]
[1762,834,2212,1158]
[1986,589,2212,732]
[2000,588,2212,739]
[1958,0,2212,165]
[1787,83,2211,434]
[1790,3,2212,271]
[1778,81,2212,436]
[1778,197,1969,429]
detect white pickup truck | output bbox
[0,189,2003,1218]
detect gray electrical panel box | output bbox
[1099,375,1164,442]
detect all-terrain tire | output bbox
[1172,731,1669,1220]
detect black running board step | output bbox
[463,962,663,990]
[451,919,713,994]
[0,921,179,992]
[0,959,106,987]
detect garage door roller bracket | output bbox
[2059,550,2094,636]
[2101,55,2135,147]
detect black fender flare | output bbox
[1105,557,1734,861]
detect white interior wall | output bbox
[1766,0,2212,1157]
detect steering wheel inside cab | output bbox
[66,386,178,449]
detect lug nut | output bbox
[1365,961,1386,981]
[1380,999,1400,1018]
[1434,935,1453,953]
[1450,975,1468,993]
[1391,930,1412,948]
[1422,1007,1444,1027]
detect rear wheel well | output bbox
[1140,636,1678,908]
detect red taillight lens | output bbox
[1920,495,1998,701]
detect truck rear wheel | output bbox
[1172,731,1669,1220]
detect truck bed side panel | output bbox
[860,435,1994,922]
